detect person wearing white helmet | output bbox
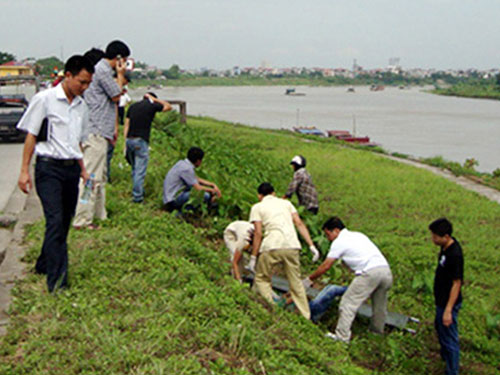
[284,155,319,215]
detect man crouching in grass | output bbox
[429,218,463,375]
[303,217,393,343]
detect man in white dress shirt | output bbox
[17,55,93,292]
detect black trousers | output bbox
[34,159,80,292]
[308,207,318,215]
[118,106,125,125]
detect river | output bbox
[130,85,500,172]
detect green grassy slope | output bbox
[0,114,499,374]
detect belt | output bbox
[36,156,78,166]
[356,265,391,276]
[127,136,146,142]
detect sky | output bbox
[2,0,500,70]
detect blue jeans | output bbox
[435,303,461,375]
[126,138,149,202]
[309,285,347,323]
[166,189,212,213]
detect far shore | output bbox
[131,77,498,102]
[129,76,430,89]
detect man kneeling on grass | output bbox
[162,147,221,214]
[303,217,393,342]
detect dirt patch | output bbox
[194,347,259,374]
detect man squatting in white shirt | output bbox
[304,216,393,342]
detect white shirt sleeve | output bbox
[327,239,344,259]
[287,200,298,215]
[16,93,47,136]
[249,204,261,223]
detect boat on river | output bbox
[285,88,306,96]
[293,126,325,136]
[327,130,377,146]
[370,84,385,91]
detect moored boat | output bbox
[285,88,306,96]
[293,126,325,136]
[370,84,385,91]
[327,129,376,145]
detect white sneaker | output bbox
[325,331,349,343]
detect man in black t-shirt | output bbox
[429,218,463,375]
[124,92,171,202]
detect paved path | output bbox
[0,144,23,212]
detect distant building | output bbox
[323,69,335,77]
[0,61,34,77]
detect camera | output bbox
[125,58,134,71]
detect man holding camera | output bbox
[73,40,131,229]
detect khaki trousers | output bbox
[73,134,108,227]
[335,266,393,342]
[254,249,310,320]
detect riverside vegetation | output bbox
[432,83,500,101]
[129,71,463,89]
[0,113,499,374]
[431,73,500,102]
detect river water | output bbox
[131,86,500,172]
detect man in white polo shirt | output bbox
[17,55,93,292]
[249,182,319,320]
[304,216,393,342]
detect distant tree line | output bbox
[3,49,500,90]
[0,51,16,65]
